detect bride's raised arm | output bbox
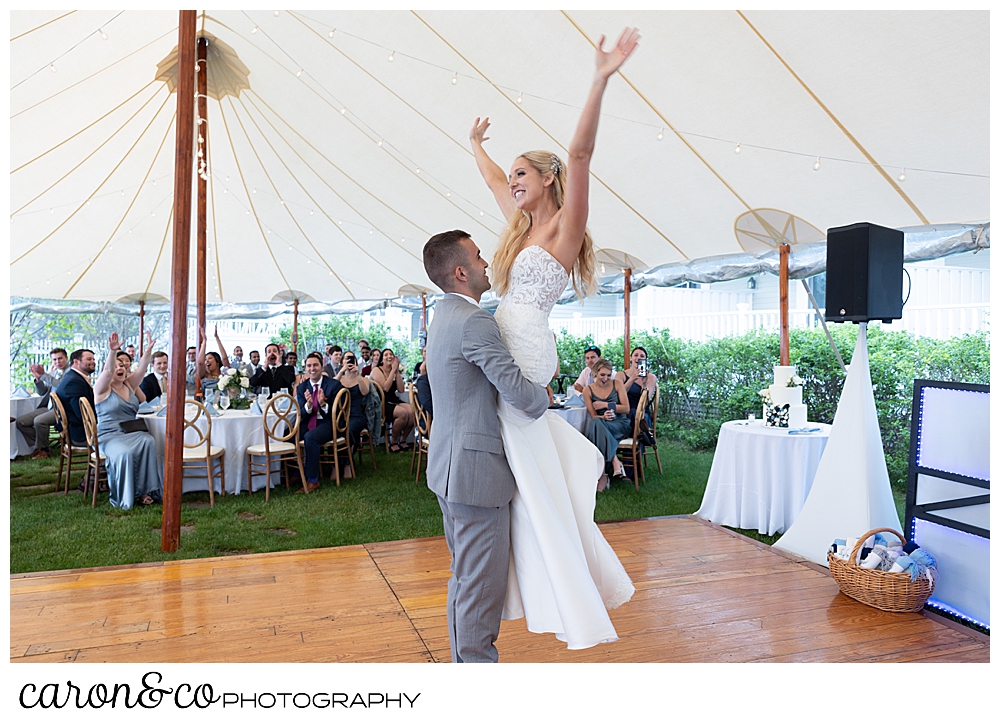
[555,27,640,260]
[470,116,517,221]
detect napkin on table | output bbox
[11,387,31,398]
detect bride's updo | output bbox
[491,150,597,299]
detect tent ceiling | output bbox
[10,10,989,306]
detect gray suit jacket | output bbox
[426,295,548,507]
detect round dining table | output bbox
[695,420,832,535]
[549,405,589,434]
[141,407,288,495]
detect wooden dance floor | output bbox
[10,516,988,663]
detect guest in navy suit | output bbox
[296,352,344,491]
[55,348,97,446]
[139,351,169,405]
[249,343,296,396]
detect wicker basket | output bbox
[827,527,935,613]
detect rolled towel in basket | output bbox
[909,548,936,569]
[860,552,883,569]
[889,555,921,581]
[876,547,900,571]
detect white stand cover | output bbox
[774,324,902,565]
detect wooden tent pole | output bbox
[162,9,197,553]
[292,299,300,354]
[420,293,427,347]
[138,300,145,356]
[195,36,208,398]
[623,268,632,368]
[779,243,790,366]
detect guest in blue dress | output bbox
[186,326,231,401]
[615,346,657,429]
[93,333,163,508]
[583,358,632,490]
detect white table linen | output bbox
[695,420,831,535]
[142,409,287,494]
[549,406,589,435]
[10,395,42,459]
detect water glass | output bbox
[219,391,230,411]
[260,386,270,399]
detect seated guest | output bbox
[16,347,70,460]
[572,344,601,393]
[139,351,169,405]
[55,347,97,447]
[412,346,426,380]
[125,345,137,370]
[249,343,296,396]
[185,346,198,395]
[323,345,342,378]
[616,346,658,429]
[94,333,162,508]
[583,358,631,490]
[296,352,345,490]
[186,326,230,399]
[332,352,371,467]
[415,358,433,420]
[229,345,247,370]
[284,351,306,387]
[370,348,416,453]
[361,348,381,378]
[358,340,372,368]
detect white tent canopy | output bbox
[10,10,989,308]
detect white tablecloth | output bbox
[695,420,832,535]
[143,409,286,495]
[10,395,42,459]
[550,406,589,434]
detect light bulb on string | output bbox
[517,91,523,103]
[446,191,451,197]
[377,139,383,147]
[734,143,742,154]
[657,127,664,141]
[99,29,107,40]
[388,50,395,61]
[479,210,484,216]
[49,64,56,72]
[296,69,302,77]
[813,157,821,171]
[601,264,606,274]
[897,168,906,182]
[340,107,346,114]
[251,25,258,34]
[415,167,420,174]
[328,29,335,37]
[273,10,279,16]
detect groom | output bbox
[422,230,549,663]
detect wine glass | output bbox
[219,390,231,411]
[259,387,270,408]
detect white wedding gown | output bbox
[494,245,635,649]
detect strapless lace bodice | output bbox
[495,245,569,385]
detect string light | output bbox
[273,10,280,16]
[897,168,907,182]
[517,91,523,103]
[251,25,258,34]
[388,50,395,61]
[296,69,303,77]
[734,143,742,154]
[340,107,346,114]
[452,72,458,85]
[446,191,451,197]
[657,127,664,141]
[377,139,383,147]
[813,157,822,171]
[601,264,606,274]
[49,64,56,72]
[328,29,335,37]
[99,29,108,40]
[415,167,420,174]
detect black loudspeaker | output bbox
[825,222,904,323]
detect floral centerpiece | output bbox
[217,367,252,409]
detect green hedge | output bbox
[553,326,990,491]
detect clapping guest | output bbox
[249,343,296,396]
[572,345,601,393]
[296,352,345,491]
[583,358,631,490]
[361,348,381,377]
[16,347,69,460]
[371,348,416,453]
[94,332,162,508]
[616,346,657,428]
[139,351,169,405]
[333,352,371,467]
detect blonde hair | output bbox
[592,358,613,376]
[491,151,597,298]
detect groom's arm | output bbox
[462,310,548,420]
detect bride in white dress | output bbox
[470,28,640,650]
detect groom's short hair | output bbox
[423,230,472,291]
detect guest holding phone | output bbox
[333,352,371,474]
[616,346,657,428]
[583,358,631,490]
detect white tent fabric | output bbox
[9,10,989,306]
[774,324,903,566]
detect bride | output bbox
[470,27,640,649]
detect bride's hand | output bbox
[595,27,640,80]
[469,116,491,145]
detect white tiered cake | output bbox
[762,366,807,428]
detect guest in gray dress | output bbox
[582,358,632,489]
[93,332,163,509]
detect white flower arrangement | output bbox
[786,375,803,387]
[758,388,772,404]
[217,367,251,393]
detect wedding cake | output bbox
[760,366,807,428]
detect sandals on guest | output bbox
[389,442,402,453]
[399,442,411,452]
[139,494,155,506]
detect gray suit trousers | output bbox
[436,494,510,663]
[16,407,56,451]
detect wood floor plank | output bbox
[10,518,988,663]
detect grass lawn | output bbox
[10,438,719,574]
[9,436,905,575]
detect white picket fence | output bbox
[550,304,990,344]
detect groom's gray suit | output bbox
[426,293,548,662]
